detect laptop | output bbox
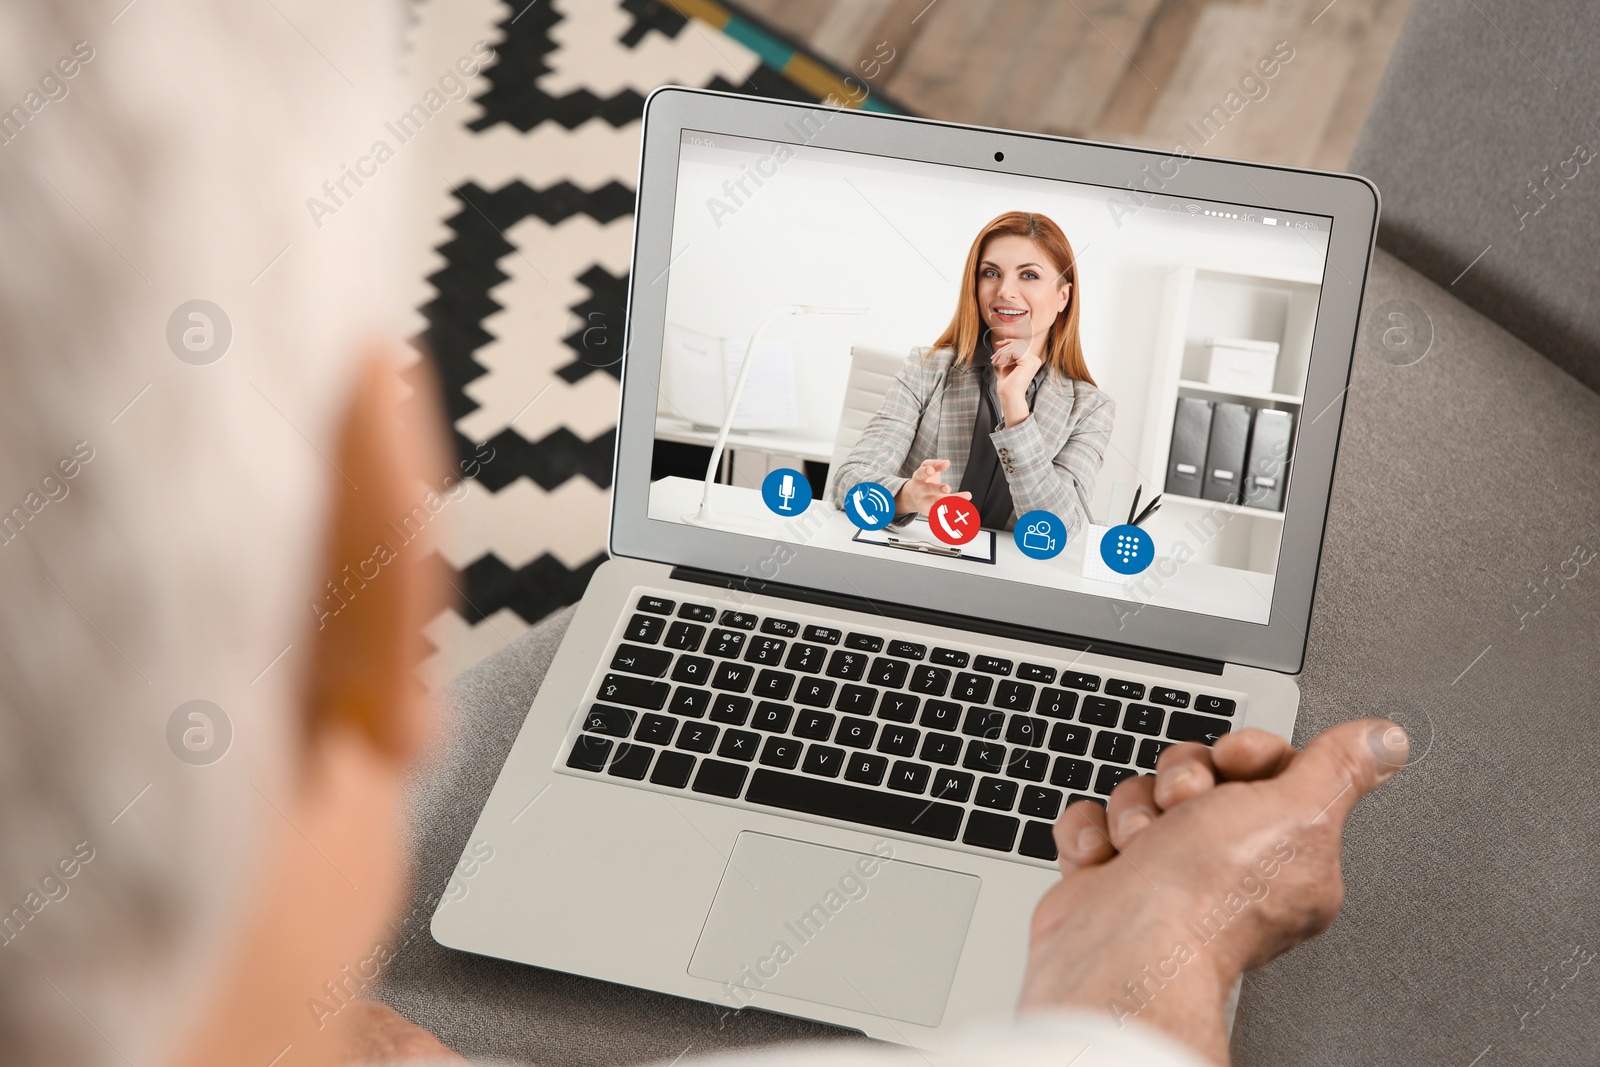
[432,86,1378,1048]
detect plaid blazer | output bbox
[828,346,1115,534]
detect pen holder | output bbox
[1079,524,1124,583]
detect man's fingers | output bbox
[1054,799,1113,875]
[1106,774,1158,850]
[1152,743,1216,809]
[1211,728,1297,782]
[1282,718,1408,828]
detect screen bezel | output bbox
[611,86,1378,674]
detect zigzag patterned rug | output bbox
[409,0,900,680]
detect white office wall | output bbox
[661,135,1329,519]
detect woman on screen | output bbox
[829,211,1114,535]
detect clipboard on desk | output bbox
[851,516,997,564]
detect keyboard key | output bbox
[746,769,963,840]
[888,760,931,793]
[1060,671,1101,692]
[1080,696,1121,726]
[801,745,845,778]
[664,621,705,652]
[952,672,993,704]
[637,595,674,615]
[582,704,636,737]
[835,716,877,748]
[825,649,869,681]
[963,739,1005,773]
[610,644,672,677]
[1017,662,1057,683]
[976,777,1019,810]
[692,759,748,798]
[670,657,713,686]
[1167,711,1232,745]
[1095,765,1138,795]
[994,680,1036,712]
[669,687,709,719]
[635,713,677,745]
[677,603,716,622]
[761,617,799,637]
[920,699,962,732]
[845,752,888,786]
[1123,704,1165,736]
[1150,687,1190,708]
[878,692,920,722]
[835,684,877,716]
[751,702,794,733]
[920,733,962,765]
[1069,792,1107,809]
[1037,688,1078,719]
[712,662,754,693]
[962,810,1020,851]
[1006,749,1050,781]
[752,670,794,700]
[598,674,669,710]
[888,640,927,660]
[1020,786,1063,819]
[675,722,719,753]
[1196,695,1237,716]
[931,647,970,667]
[720,610,758,630]
[759,736,802,769]
[785,643,827,673]
[1006,715,1046,747]
[845,632,884,652]
[624,614,664,643]
[932,769,974,802]
[744,636,788,666]
[910,665,952,695]
[877,725,920,757]
[649,750,695,788]
[1137,738,1175,769]
[706,629,747,658]
[1050,757,1092,791]
[867,657,910,689]
[974,655,1013,676]
[717,730,759,762]
[795,678,837,707]
[566,735,612,772]
[1092,730,1135,764]
[1106,679,1145,699]
[608,743,653,780]
[1048,722,1091,755]
[793,709,836,740]
[1019,820,1058,861]
[803,625,842,645]
[962,707,1006,739]
[709,695,751,725]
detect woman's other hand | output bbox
[894,458,971,515]
[993,337,1043,426]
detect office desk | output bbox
[647,476,1274,624]
[652,414,834,464]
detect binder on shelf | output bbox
[1166,397,1214,499]
[1202,402,1252,505]
[1244,408,1294,511]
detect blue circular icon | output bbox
[1100,523,1154,574]
[1013,509,1067,560]
[842,481,897,530]
[761,467,812,517]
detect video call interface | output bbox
[647,130,1333,626]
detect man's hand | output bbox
[992,336,1043,426]
[330,1000,468,1064]
[894,458,971,515]
[1019,720,1409,1065]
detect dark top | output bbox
[958,332,1045,529]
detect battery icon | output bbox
[1263,217,1279,225]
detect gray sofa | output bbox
[377,2,1600,1062]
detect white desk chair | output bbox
[821,345,905,501]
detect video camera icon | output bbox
[1013,509,1066,560]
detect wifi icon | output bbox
[843,481,897,531]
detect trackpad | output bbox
[687,832,980,1027]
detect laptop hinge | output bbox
[669,566,1227,676]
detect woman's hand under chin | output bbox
[992,336,1043,426]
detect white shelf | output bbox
[1159,493,1285,521]
[1176,379,1303,407]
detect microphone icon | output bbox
[778,473,796,511]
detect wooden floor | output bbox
[733,0,1412,172]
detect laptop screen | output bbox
[647,130,1333,628]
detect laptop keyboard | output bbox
[558,591,1241,868]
